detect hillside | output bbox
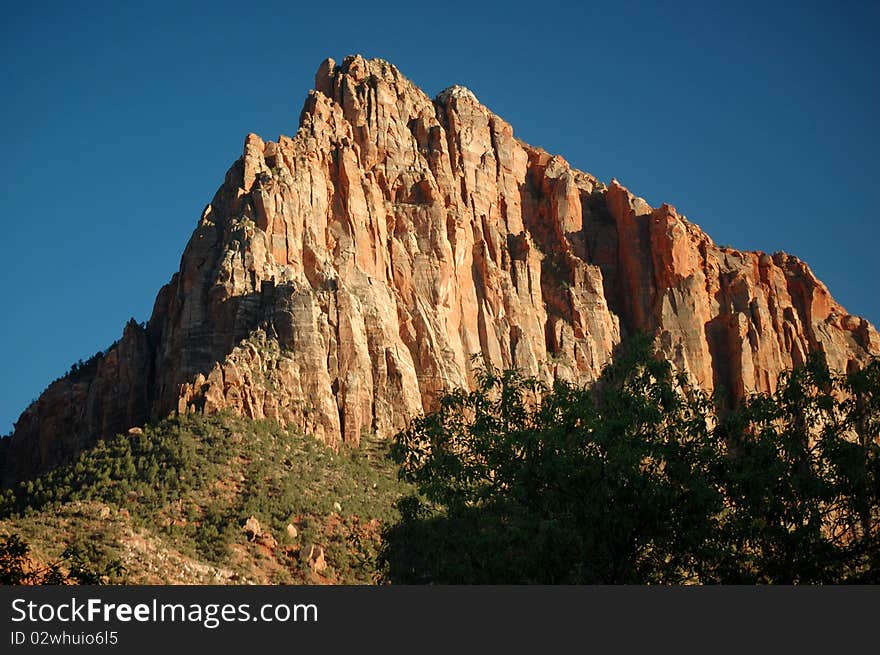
[0,412,409,584]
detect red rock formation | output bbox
[4,55,878,482]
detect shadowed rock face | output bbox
[4,54,878,483]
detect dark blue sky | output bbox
[1,0,877,434]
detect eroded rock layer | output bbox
[5,55,878,482]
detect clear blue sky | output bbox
[1,0,877,435]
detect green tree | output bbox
[381,337,880,584]
[382,336,725,583]
[0,533,121,585]
[717,354,880,583]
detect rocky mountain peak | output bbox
[3,55,877,484]
[435,85,479,105]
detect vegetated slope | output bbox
[0,412,409,584]
[5,54,878,484]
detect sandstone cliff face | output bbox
[4,55,878,482]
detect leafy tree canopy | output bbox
[381,336,880,584]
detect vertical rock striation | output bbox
[4,55,877,482]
